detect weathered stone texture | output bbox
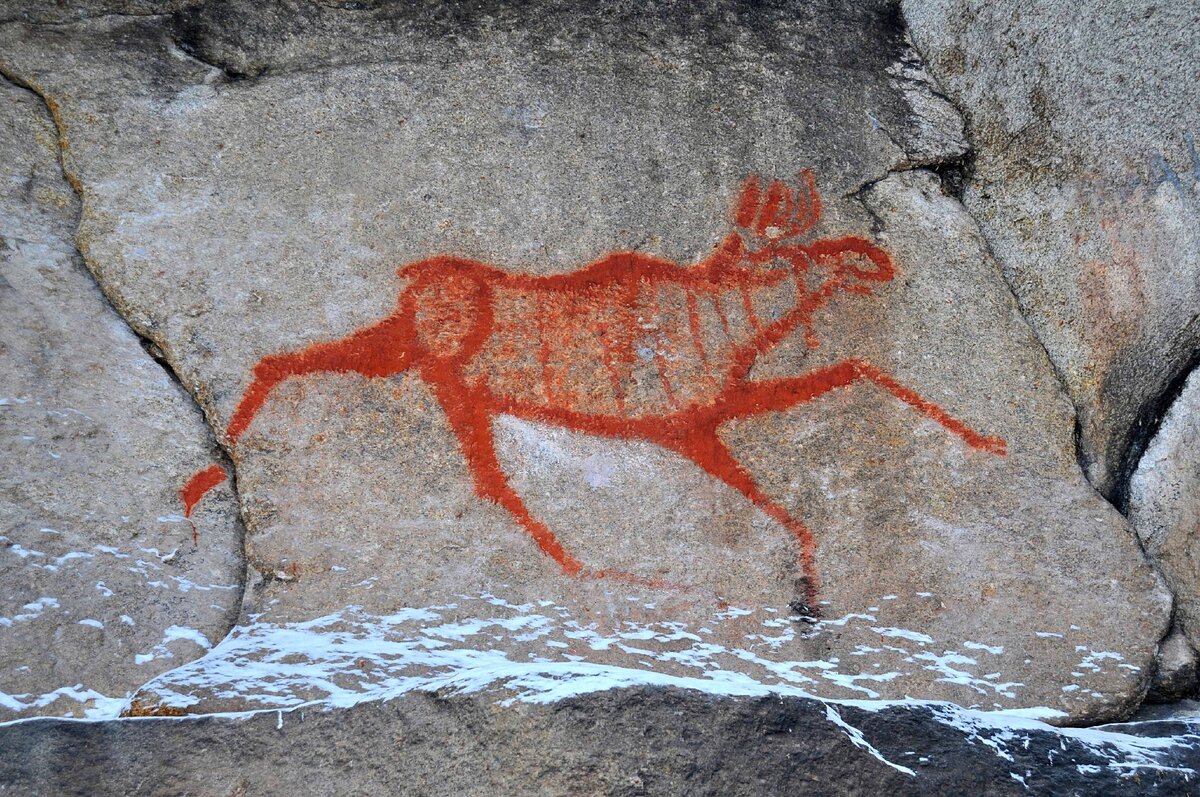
[4,688,1200,797]
[0,2,189,26]
[0,78,243,719]
[1146,627,1199,704]
[0,0,1172,723]
[903,0,1200,500]
[1130,369,1200,695]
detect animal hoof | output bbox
[789,598,820,623]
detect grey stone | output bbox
[3,687,1200,796]
[903,0,1200,499]
[1130,370,1200,652]
[0,0,1171,723]
[1146,627,1198,703]
[0,78,243,719]
[1130,698,1200,723]
[0,2,188,26]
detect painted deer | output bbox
[191,171,1006,613]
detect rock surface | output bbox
[1146,628,1198,704]
[903,0,1200,500]
[0,0,1171,724]
[1130,369,1200,675]
[3,688,1200,796]
[0,78,243,719]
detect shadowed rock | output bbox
[904,0,1200,501]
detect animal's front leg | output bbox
[432,378,688,590]
[849,361,1007,454]
[653,424,821,613]
[721,358,1007,455]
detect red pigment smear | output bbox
[182,465,227,518]
[216,171,1008,613]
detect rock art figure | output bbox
[190,172,1006,611]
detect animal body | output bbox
[209,172,1006,612]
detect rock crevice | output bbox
[900,0,1200,712]
[0,62,244,478]
[0,63,247,718]
[0,0,1178,728]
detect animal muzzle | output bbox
[807,237,896,283]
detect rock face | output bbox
[0,79,243,719]
[1146,628,1198,703]
[1130,369,1200,696]
[2,688,1200,797]
[0,0,1172,725]
[903,0,1200,500]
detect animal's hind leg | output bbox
[429,380,586,576]
[658,426,821,614]
[433,379,686,590]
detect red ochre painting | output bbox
[185,171,1006,612]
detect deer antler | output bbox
[734,169,822,243]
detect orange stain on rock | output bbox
[180,464,227,545]
[181,464,227,518]
[187,170,1007,613]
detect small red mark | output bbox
[181,465,227,544]
[206,170,1007,613]
[182,465,227,517]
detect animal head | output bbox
[730,170,897,348]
